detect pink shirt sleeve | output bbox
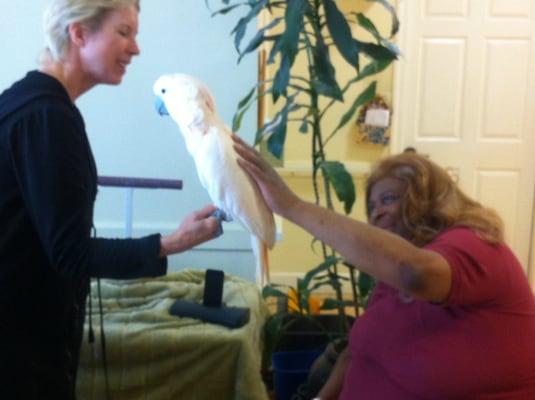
[424,227,513,306]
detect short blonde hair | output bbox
[42,0,140,61]
[365,152,504,246]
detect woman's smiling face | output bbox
[78,5,140,86]
[367,176,410,239]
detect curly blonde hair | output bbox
[365,152,504,246]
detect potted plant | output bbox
[261,256,375,398]
[207,0,399,397]
[261,255,375,355]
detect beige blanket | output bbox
[76,270,269,400]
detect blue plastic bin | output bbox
[272,350,322,400]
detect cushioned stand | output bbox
[169,269,250,329]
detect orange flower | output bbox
[287,288,322,315]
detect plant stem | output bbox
[349,266,360,317]
[303,0,348,332]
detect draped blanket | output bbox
[76,270,269,400]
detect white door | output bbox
[392,0,535,285]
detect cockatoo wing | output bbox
[195,127,275,248]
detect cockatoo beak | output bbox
[155,96,169,116]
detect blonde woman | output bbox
[0,1,219,397]
[232,135,535,399]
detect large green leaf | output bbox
[232,86,256,132]
[237,86,257,110]
[262,284,290,299]
[267,111,288,159]
[355,12,401,60]
[380,40,401,59]
[238,17,282,63]
[232,17,248,52]
[255,116,279,145]
[257,93,300,157]
[355,12,381,41]
[205,0,235,12]
[268,0,308,101]
[358,271,375,298]
[366,0,399,37]
[255,103,286,145]
[320,161,356,214]
[300,255,339,292]
[267,34,283,64]
[312,37,343,101]
[357,40,398,62]
[357,59,392,82]
[299,116,309,133]
[279,0,308,64]
[329,80,376,140]
[323,0,359,69]
[272,54,291,102]
[231,0,268,52]
[210,3,242,16]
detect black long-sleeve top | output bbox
[0,71,167,399]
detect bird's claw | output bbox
[210,209,232,236]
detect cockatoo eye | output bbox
[161,88,166,94]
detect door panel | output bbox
[489,0,532,18]
[418,39,465,138]
[426,0,468,17]
[482,40,530,139]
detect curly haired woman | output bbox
[233,135,535,399]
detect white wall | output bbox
[0,1,259,281]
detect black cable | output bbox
[89,225,111,400]
[97,278,111,400]
[88,293,94,343]
[88,226,96,344]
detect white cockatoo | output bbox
[153,73,275,285]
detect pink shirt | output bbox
[340,227,535,399]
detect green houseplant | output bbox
[259,255,375,393]
[207,0,399,395]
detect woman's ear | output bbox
[68,22,88,48]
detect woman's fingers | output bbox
[232,136,262,173]
[231,134,301,217]
[232,134,272,178]
[232,134,260,161]
[195,204,218,219]
[236,153,264,181]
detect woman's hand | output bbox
[232,134,300,218]
[159,204,220,257]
